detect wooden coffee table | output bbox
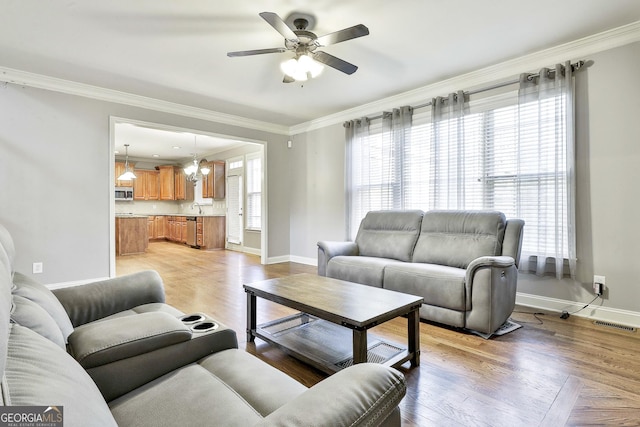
[244,273,423,374]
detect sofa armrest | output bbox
[67,312,191,369]
[317,241,359,276]
[68,311,239,401]
[52,270,165,327]
[255,364,406,427]
[466,256,515,278]
[464,256,518,334]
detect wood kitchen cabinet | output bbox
[133,170,159,201]
[115,161,135,187]
[174,168,194,201]
[197,216,226,249]
[147,216,167,240]
[158,166,175,201]
[166,216,185,243]
[157,166,193,201]
[202,161,225,199]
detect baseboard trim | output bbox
[266,255,290,265]
[289,255,317,266]
[516,292,640,328]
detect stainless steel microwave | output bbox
[115,187,133,201]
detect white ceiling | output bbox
[113,122,254,162]
[2,1,640,131]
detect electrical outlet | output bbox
[32,262,43,274]
[593,275,606,295]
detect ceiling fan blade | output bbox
[313,51,358,75]
[227,48,286,57]
[283,75,295,84]
[315,24,369,46]
[259,12,298,42]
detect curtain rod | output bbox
[364,60,585,121]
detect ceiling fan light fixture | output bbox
[280,55,323,81]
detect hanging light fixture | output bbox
[117,144,136,180]
[280,53,324,82]
[184,135,210,185]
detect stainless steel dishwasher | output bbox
[186,216,198,248]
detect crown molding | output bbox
[290,20,640,135]
[2,20,639,137]
[0,67,290,136]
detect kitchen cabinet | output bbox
[197,216,226,249]
[174,168,194,201]
[158,166,175,201]
[115,216,148,255]
[133,170,159,201]
[167,216,186,243]
[157,166,193,201]
[155,216,166,239]
[115,161,135,187]
[202,161,225,199]
[147,216,167,240]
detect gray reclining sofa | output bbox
[0,223,406,427]
[318,210,524,335]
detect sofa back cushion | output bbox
[355,210,424,262]
[12,274,74,342]
[0,245,13,394]
[412,210,506,268]
[4,324,118,426]
[10,295,66,349]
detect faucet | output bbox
[191,202,203,215]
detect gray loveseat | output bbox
[0,223,406,427]
[318,210,524,335]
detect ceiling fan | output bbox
[227,11,369,82]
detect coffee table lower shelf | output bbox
[253,313,408,374]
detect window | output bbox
[245,153,262,231]
[349,91,571,264]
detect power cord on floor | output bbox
[512,310,545,325]
[560,294,601,319]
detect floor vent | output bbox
[594,320,636,333]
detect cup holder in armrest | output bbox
[179,314,206,324]
[191,321,219,332]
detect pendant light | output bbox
[184,135,210,184]
[117,144,136,180]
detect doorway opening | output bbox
[109,117,266,276]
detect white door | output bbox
[227,174,243,245]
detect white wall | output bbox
[286,41,640,320]
[288,125,346,264]
[0,85,290,283]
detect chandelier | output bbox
[184,135,210,185]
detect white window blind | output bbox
[245,154,261,231]
[349,90,571,261]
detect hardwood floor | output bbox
[116,242,640,427]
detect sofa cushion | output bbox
[12,273,75,341]
[10,295,66,349]
[412,210,506,268]
[327,256,406,288]
[4,323,118,426]
[355,210,423,262]
[384,263,467,311]
[109,349,307,427]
